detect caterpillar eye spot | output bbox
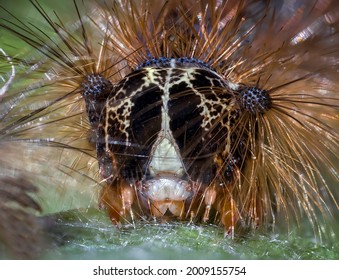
[238,86,272,114]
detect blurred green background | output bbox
[41,208,338,260]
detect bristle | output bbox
[0,0,338,256]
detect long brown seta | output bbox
[0,0,338,258]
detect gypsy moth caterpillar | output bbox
[0,0,338,258]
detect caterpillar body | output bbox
[0,0,338,258]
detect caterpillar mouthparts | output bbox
[0,0,338,258]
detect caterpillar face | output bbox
[82,58,270,229]
[84,59,244,223]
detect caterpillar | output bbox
[0,0,338,258]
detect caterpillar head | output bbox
[82,57,272,234]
